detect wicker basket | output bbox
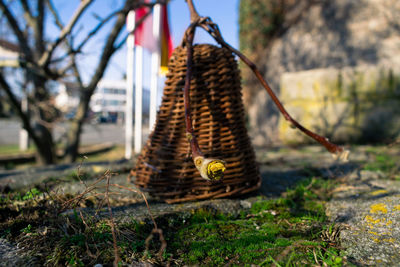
[134,44,261,203]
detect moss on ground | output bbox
[0,175,350,266]
[166,178,343,266]
[362,146,400,180]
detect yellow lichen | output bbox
[368,231,381,236]
[365,215,381,224]
[393,205,400,211]
[371,237,381,243]
[386,220,393,226]
[370,203,388,214]
[370,189,388,196]
[383,238,396,243]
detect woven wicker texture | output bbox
[134,44,260,203]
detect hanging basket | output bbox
[134,44,261,203]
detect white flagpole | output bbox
[134,45,144,154]
[19,95,29,151]
[125,11,135,159]
[149,4,161,131]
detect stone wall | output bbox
[279,65,400,144]
[240,0,400,145]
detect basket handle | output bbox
[183,0,349,161]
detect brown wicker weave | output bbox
[134,44,261,203]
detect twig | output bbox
[313,249,319,265]
[145,228,167,260]
[105,173,120,266]
[181,2,227,181]
[38,0,94,67]
[76,156,88,187]
[61,172,107,210]
[110,183,167,260]
[110,184,157,229]
[59,159,168,264]
[183,24,202,160]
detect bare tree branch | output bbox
[84,0,132,93]
[75,9,123,54]
[86,0,169,92]
[35,0,45,53]
[45,0,63,28]
[114,9,152,51]
[76,0,166,56]
[38,0,94,67]
[0,72,41,147]
[46,0,83,86]
[20,0,35,28]
[0,0,32,59]
[48,0,164,74]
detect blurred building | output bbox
[0,39,20,68]
[55,79,150,123]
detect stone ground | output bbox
[0,144,399,266]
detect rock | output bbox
[326,170,400,265]
[1,145,398,266]
[0,238,37,267]
[64,197,261,225]
[241,0,400,145]
[0,160,132,191]
[278,65,400,144]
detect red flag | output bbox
[160,4,174,74]
[134,1,156,52]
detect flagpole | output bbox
[149,4,161,131]
[19,95,29,151]
[134,45,144,154]
[125,10,135,159]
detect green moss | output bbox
[363,149,400,180]
[162,178,342,266]
[0,169,347,266]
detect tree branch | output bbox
[38,0,94,67]
[85,0,135,93]
[113,9,152,50]
[75,9,123,54]
[0,0,32,59]
[0,72,40,147]
[35,0,45,53]
[180,0,227,181]
[20,0,35,28]
[197,19,348,160]
[46,0,63,28]
[78,0,165,54]
[90,0,169,87]
[46,0,83,86]
[186,0,200,22]
[183,25,202,159]
[48,0,165,66]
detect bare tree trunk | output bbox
[1,0,145,164]
[33,123,56,165]
[63,96,88,163]
[0,72,56,165]
[31,75,57,164]
[63,0,133,163]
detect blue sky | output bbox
[109,0,240,84]
[168,0,240,49]
[49,0,240,84]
